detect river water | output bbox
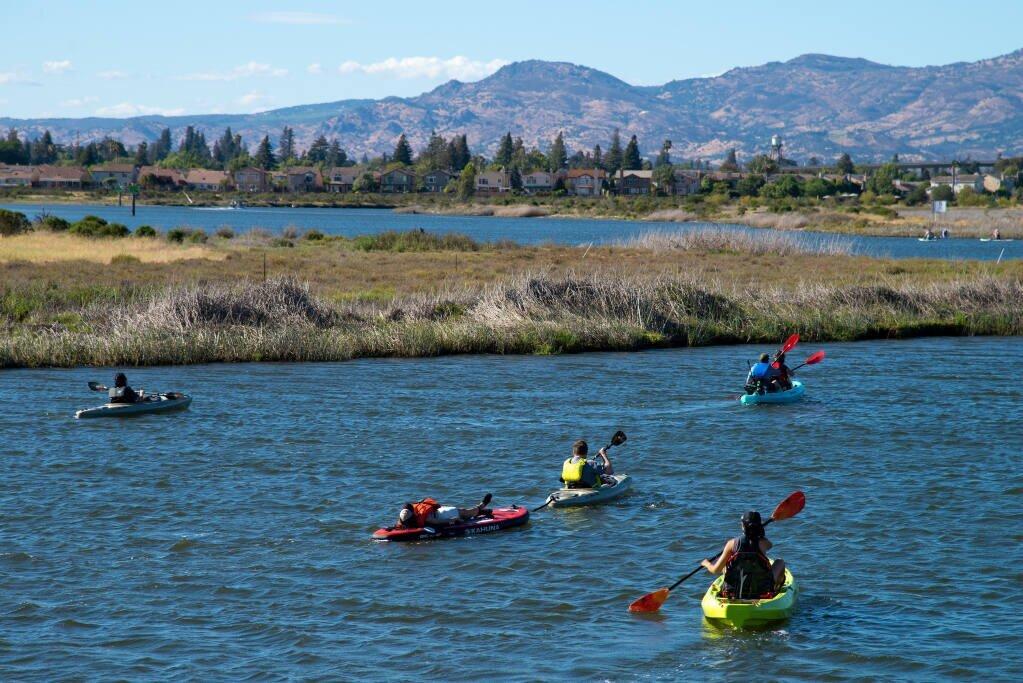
[3,202,1021,260]
[1,336,1020,681]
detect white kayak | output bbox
[75,393,192,419]
[979,238,1014,242]
[547,474,632,508]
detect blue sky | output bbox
[3,0,1022,119]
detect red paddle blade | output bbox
[771,491,806,522]
[628,587,670,613]
[804,350,825,365]
[781,334,800,354]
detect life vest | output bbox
[109,386,126,399]
[722,535,775,599]
[561,458,597,488]
[410,498,440,528]
[749,362,773,380]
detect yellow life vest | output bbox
[561,457,586,483]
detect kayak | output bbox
[372,506,529,542]
[546,474,632,508]
[702,567,797,629]
[75,392,192,419]
[740,380,804,405]
[980,238,1014,242]
[917,237,940,242]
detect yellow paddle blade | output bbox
[628,587,670,613]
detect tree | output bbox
[761,175,804,199]
[279,126,296,162]
[393,134,413,165]
[652,163,675,195]
[153,128,172,162]
[606,129,623,174]
[719,148,739,172]
[655,139,672,167]
[746,154,779,175]
[509,166,522,191]
[133,141,149,166]
[591,144,603,170]
[905,184,930,206]
[306,135,329,164]
[735,174,765,197]
[326,138,346,167]
[868,163,900,195]
[495,132,514,167]
[457,161,476,200]
[835,153,854,174]
[804,177,834,199]
[930,184,954,202]
[421,130,450,171]
[254,135,276,170]
[623,135,642,170]
[30,130,57,164]
[352,172,379,193]
[0,129,27,164]
[547,131,567,172]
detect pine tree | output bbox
[154,128,172,161]
[548,131,567,172]
[592,144,603,170]
[655,139,672,167]
[279,126,295,162]
[607,129,623,174]
[509,166,522,191]
[393,133,413,165]
[254,135,276,170]
[623,135,642,170]
[495,132,514,167]
[326,138,346,167]
[422,131,450,171]
[449,135,471,171]
[457,161,476,200]
[719,148,739,172]
[836,153,854,174]
[307,135,329,164]
[134,141,149,165]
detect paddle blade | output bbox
[87,381,107,392]
[781,334,800,354]
[611,430,627,446]
[771,491,806,522]
[804,350,825,366]
[628,587,670,613]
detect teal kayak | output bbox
[740,380,804,405]
[76,393,192,419]
[547,474,632,508]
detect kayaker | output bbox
[941,228,950,239]
[993,228,1001,240]
[701,510,786,598]
[108,372,141,404]
[395,493,493,529]
[923,228,935,240]
[773,352,794,391]
[746,353,780,393]
[561,440,612,489]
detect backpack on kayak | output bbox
[722,535,776,599]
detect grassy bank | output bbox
[2,228,1021,367]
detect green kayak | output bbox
[75,393,192,419]
[701,567,797,629]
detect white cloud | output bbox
[337,56,509,80]
[43,60,73,74]
[238,91,273,107]
[95,102,186,117]
[60,96,99,107]
[251,11,346,25]
[98,70,128,80]
[307,62,323,75]
[179,61,288,81]
[0,71,41,86]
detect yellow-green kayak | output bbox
[701,568,797,629]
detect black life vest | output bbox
[722,535,775,599]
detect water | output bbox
[4,202,1021,260]
[2,336,1020,680]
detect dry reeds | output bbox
[617,227,854,256]
[0,231,223,264]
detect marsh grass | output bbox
[617,228,854,256]
[0,232,223,264]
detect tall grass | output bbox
[0,232,223,264]
[617,227,854,256]
[2,272,1020,367]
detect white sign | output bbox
[933,200,948,214]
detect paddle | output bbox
[627,490,806,613]
[533,431,627,512]
[778,333,800,355]
[88,381,108,392]
[791,350,825,373]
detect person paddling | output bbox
[746,353,780,394]
[773,352,794,391]
[395,493,493,529]
[108,372,142,404]
[560,439,612,489]
[993,228,1001,240]
[701,510,786,598]
[924,228,935,241]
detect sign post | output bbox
[128,183,140,216]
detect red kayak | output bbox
[372,506,529,542]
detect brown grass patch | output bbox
[0,232,225,264]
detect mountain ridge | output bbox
[3,51,1023,162]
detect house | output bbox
[138,166,184,189]
[983,174,1015,194]
[380,168,416,193]
[930,174,983,194]
[420,169,453,193]
[35,165,90,189]
[185,169,231,191]
[476,170,511,194]
[233,167,268,192]
[565,169,606,196]
[0,165,38,187]
[89,163,137,188]
[892,179,925,196]
[280,166,323,192]
[671,170,702,196]
[325,166,362,193]
[522,170,555,194]
[615,169,652,196]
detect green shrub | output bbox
[69,215,129,238]
[167,228,189,243]
[270,238,294,248]
[215,227,235,239]
[38,215,71,232]
[0,209,32,236]
[110,254,141,265]
[303,229,325,241]
[134,225,157,237]
[188,229,208,244]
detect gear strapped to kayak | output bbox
[373,506,529,542]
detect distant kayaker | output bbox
[746,353,780,393]
[993,229,1002,240]
[561,439,612,489]
[941,228,950,239]
[108,372,141,404]
[773,352,794,391]
[924,228,935,240]
[395,493,493,529]
[701,510,786,598]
